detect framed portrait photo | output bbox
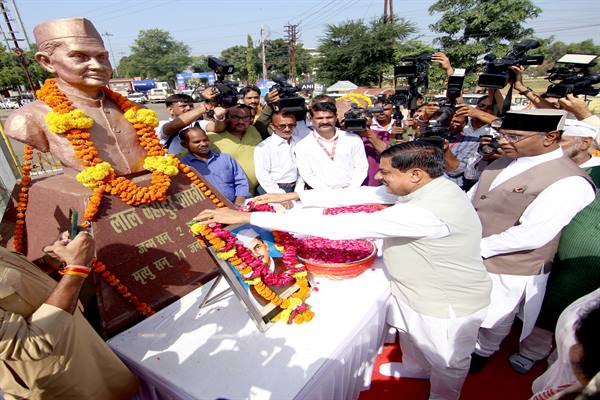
[205,224,304,332]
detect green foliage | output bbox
[117,29,191,83]
[220,38,313,82]
[0,45,51,90]
[317,17,416,86]
[246,35,257,84]
[190,55,209,73]
[428,0,541,75]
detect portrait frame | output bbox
[204,224,302,332]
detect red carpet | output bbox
[360,325,548,399]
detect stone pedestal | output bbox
[0,170,231,338]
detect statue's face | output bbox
[45,38,112,88]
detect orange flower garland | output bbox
[12,144,33,253]
[15,78,229,318]
[91,259,154,316]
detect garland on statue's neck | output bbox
[189,202,314,325]
[13,78,229,318]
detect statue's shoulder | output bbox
[5,100,51,143]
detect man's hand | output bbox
[266,89,280,104]
[421,102,440,121]
[194,208,251,225]
[558,94,593,120]
[43,231,95,266]
[213,106,227,121]
[479,136,505,161]
[431,52,454,76]
[201,86,218,101]
[455,103,476,118]
[253,192,300,205]
[508,65,527,92]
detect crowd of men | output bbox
[185,53,600,400]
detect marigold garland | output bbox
[190,202,314,325]
[12,144,33,253]
[15,78,229,318]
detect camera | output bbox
[343,105,384,132]
[208,56,239,107]
[417,70,466,148]
[478,39,544,89]
[478,131,503,155]
[544,54,600,98]
[393,53,432,116]
[270,74,307,119]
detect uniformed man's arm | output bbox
[0,232,95,361]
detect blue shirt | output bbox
[180,151,250,202]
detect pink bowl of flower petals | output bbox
[297,237,377,280]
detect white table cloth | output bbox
[109,260,391,400]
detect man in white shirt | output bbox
[294,102,368,189]
[156,92,226,155]
[467,109,596,373]
[195,142,492,400]
[254,111,306,194]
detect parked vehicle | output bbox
[147,88,173,103]
[126,92,148,104]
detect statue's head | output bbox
[34,17,112,89]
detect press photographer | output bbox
[157,90,226,155]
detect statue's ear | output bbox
[35,52,56,74]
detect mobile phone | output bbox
[68,208,79,239]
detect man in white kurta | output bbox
[254,111,307,194]
[195,142,491,400]
[467,110,596,372]
[294,102,368,189]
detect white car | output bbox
[147,88,173,103]
[126,92,148,104]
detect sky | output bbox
[6,0,600,66]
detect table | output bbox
[108,259,391,400]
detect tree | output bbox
[190,55,209,73]
[428,0,541,76]
[0,45,51,90]
[117,29,191,82]
[219,45,248,81]
[246,35,257,84]
[317,17,416,86]
[220,39,314,82]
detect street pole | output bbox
[261,25,267,81]
[102,32,118,77]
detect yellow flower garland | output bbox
[143,155,180,176]
[76,162,114,188]
[45,109,94,134]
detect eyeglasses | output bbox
[499,132,542,143]
[274,124,297,130]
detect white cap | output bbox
[563,119,599,138]
[235,228,260,248]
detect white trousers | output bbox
[476,272,548,357]
[387,298,487,400]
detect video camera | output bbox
[208,56,239,107]
[545,54,600,98]
[478,39,544,89]
[270,74,307,119]
[392,53,433,120]
[417,70,466,148]
[343,105,384,132]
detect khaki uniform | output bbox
[0,248,139,399]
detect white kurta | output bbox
[294,129,368,190]
[254,133,303,193]
[468,148,595,350]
